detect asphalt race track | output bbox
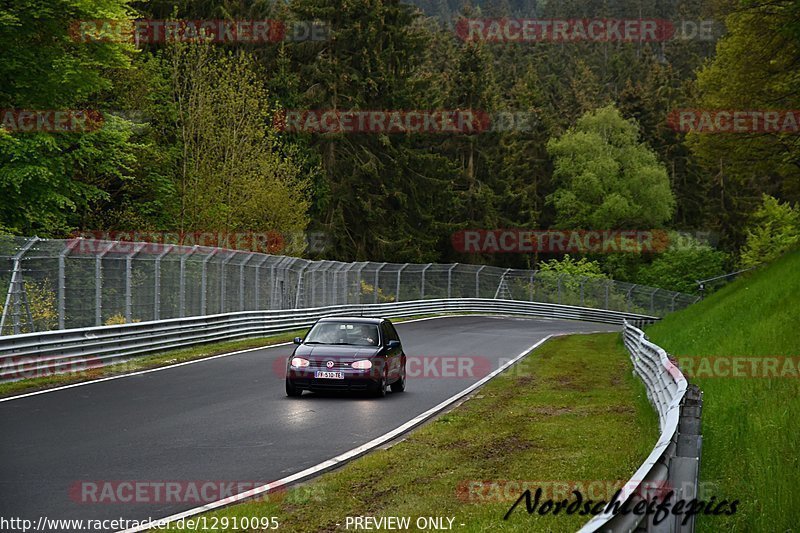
[0,316,619,531]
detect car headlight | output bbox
[290,357,310,368]
[351,360,372,370]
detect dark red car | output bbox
[285,317,406,397]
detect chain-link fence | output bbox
[0,237,700,335]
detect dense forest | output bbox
[2,0,799,292]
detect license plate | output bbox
[314,371,344,379]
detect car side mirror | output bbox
[293,337,303,344]
[387,340,400,349]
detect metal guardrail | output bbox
[0,298,657,383]
[0,236,700,334]
[579,321,703,533]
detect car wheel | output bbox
[390,371,405,393]
[285,380,302,397]
[374,375,387,398]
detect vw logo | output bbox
[326,360,335,368]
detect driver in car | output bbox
[356,324,377,346]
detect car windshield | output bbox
[304,322,379,346]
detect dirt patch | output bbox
[552,375,590,392]
[515,375,535,386]
[529,406,573,416]
[473,434,536,460]
[604,405,636,414]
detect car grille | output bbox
[308,360,351,369]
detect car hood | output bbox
[293,344,382,361]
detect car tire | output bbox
[390,372,405,393]
[374,375,387,398]
[285,380,302,397]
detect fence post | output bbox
[447,263,458,299]
[626,284,636,313]
[200,249,218,316]
[340,263,356,305]
[396,264,408,303]
[240,253,256,311]
[154,244,174,320]
[295,262,309,309]
[94,241,116,326]
[253,255,270,311]
[219,251,236,314]
[353,263,366,305]
[557,274,563,304]
[0,237,39,334]
[373,263,387,304]
[476,265,485,298]
[421,264,432,300]
[529,270,535,302]
[125,243,146,323]
[57,238,79,329]
[605,280,610,309]
[650,287,658,315]
[179,246,199,318]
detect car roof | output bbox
[316,316,385,325]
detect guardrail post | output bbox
[154,245,174,320]
[179,246,199,318]
[667,384,703,532]
[125,243,146,323]
[447,263,457,299]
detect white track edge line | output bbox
[118,334,554,533]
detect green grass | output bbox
[646,250,800,532]
[160,333,658,532]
